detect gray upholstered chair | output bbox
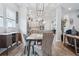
[23,34,36,55]
[34,31,54,56]
[23,34,29,54]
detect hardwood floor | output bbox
[24,41,75,56]
[0,44,25,56]
[21,34,76,56]
[8,44,25,56]
[52,41,75,56]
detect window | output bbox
[6,8,16,20]
[6,19,16,27]
[0,4,3,16]
[6,8,16,28]
[0,17,3,27]
[0,4,4,27]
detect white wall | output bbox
[18,6,27,46]
[64,11,79,32]
[44,20,52,30]
[19,7,27,34]
[44,9,56,30]
[55,6,62,41]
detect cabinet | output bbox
[0,34,12,48]
[0,33,23,56]
[0,33,22,48]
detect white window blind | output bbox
[0,17,3,27]
[6,8,16,27]
[6,8,16,20]
[6,19,16,27]
[0,4,4,27]
[0,4,3,16]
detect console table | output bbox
[0,32,24,56]
[64,34,79,55]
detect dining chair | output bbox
[23,34,36,55]
[34,31,54,56]
[23,34,29,55]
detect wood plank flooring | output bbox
[52,41,75,56]
[24,41,75,56]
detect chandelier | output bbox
[36,3,44,17]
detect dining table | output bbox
[64,34,79,55]
[26,33,43,56]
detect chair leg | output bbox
[27,41,31,56]
[32,45,34,54]
[27,46,28,51]
[32,45,39,56]
[32,41,37,55]
[34,51,39,56]
[24,46,26,55]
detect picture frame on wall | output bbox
[16,12,18,23]
[70,18,73,25]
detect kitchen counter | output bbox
[0,32,18,35]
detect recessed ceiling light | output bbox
[68,8,71,10]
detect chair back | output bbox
[42,31,54,56]
[23,34,26,39]
[23,34,28,41]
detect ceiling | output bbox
[15,3,79,21]
[61,3,79,12]
[16,3,79,11]
[16,3,57,10]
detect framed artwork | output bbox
[70,18,73,25]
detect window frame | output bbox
[6,8,16,28]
